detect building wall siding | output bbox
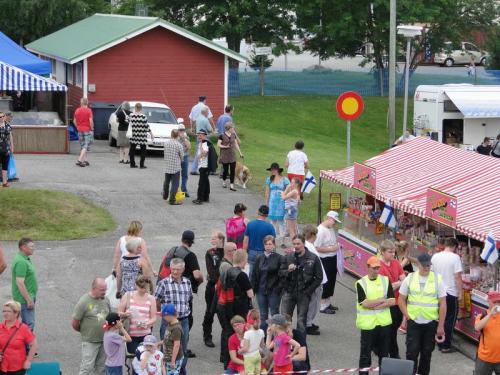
[87,27,225,122]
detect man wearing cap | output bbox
[475,291,500,375]
[192,130,210,205]
[398,253,447,375]
[177,124,191,197]
[314,211,342,314]
[356,256,395,375]
[279,234,323,334]
[190,105,214,175]
[155,258,192,375]
[243,205,276,276]
[162,129,184,205]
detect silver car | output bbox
[108,101,183,151]
[434,42,488,67]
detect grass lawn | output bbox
[0,189,116,240]
[230,95,414,224]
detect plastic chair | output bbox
[380,357,414,375]
[27,362,61,375]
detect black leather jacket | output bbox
[251,252,283,295]
[279,249,323,296]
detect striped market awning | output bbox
[0,60,67,92]
[320,137,500,242]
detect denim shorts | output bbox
[79,131,94,150]
[285,205,298,220]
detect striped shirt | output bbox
[127,292,153,337]
[154,276,192,319]
[129,112,150,145]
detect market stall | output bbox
[0,60,68,153]
[319,137,500,341]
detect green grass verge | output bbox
[0,189,116,240]
[231,95,414,224]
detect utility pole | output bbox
[388,0,396,146]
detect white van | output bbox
[413,84,500,149]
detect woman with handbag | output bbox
[0,300,38,375]
[117,276,156,354]
[116,102,131,164]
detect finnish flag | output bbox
[379,201,397,229]
[480,232,498,265]
[301,171,316,194]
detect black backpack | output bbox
[207,141,218,172]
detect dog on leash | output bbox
[235,162,251,189]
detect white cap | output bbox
[326,210,342,223]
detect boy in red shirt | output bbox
[74,97,94,167]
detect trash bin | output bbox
[90,102,119,139]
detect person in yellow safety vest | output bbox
[356,256,395,375]
[398,253,447,375]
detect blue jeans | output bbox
[181,154,189,192]
[21,300,35,331]
[160,317,190,375]
[190,140,200,173]
[105,366,123,375]
[257,292,281,331]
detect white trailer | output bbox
[413,84,500,149]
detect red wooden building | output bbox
[26,14,245,120]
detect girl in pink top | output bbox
[265,315,300,374]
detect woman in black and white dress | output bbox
[128,102,153,169]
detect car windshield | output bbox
[143,107,177,124]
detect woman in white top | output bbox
[113,220,152,276]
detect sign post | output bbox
[336,92,364,167]
[254,46,272,97]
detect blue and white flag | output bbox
[301,171,316,194]
[480,232,498,265]
[379,201,397,229]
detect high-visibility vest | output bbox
[356,275,392,330]
[407,271,441,321]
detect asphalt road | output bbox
[0,140,477,374]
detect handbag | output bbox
[126,118,133,139]
[0,324,20,363]
[7,155,17,180]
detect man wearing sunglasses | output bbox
[356,256,395,375]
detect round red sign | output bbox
[336,91,364,121]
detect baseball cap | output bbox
[258,205,269,216]
[267,314,287,326]
[417,253,432,267]
[326,210,342,223]
[143,335,158,346]
[197,129,207,135]
[161,303,177,317]
[487,291,500,303]
[178,124,185,130]
[104,312,120,327]
[367,256,381,268]
[182,230,195,243]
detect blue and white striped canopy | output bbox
[0,60,67,92]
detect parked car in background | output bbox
[434,42,488,67]
[108,101,183,151]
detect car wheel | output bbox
[480,57,486,66]
[444,58,454,67]
[108,126,116,147]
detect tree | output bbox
[0,0,111,45]
[486,25,500,69]
[117,0,297,68]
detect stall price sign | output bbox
[329,193,342,210]
[425,188,457,228]
[336,91,364,166]
[353,162,376,196]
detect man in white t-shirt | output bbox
[285,140,309,184]
[431,237,463,353]
[399,253,447,375]
[304,224,328,335]
[314,211,341,314]
[188,96,214,132]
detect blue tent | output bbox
[0,32,51,75]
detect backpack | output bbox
[157,246,190,283]
[207,141,218,172]
[217,267,242,306]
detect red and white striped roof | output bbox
[320,138,500,242]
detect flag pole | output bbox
[317,176,323,225]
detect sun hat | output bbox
[161,303,177,317]
[266,162,283,173]
[367,256,381,268]
[326,210,342,223]
[417,253,432,267]
[143,335,158,346]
